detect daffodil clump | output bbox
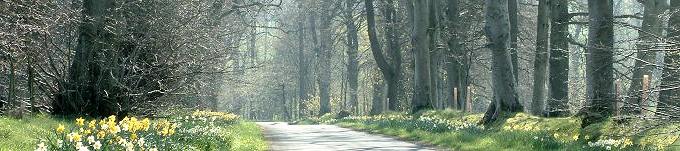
[37,115,176,151]
[334,112,483,133]
[189,110,239,124]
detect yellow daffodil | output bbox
[130,133,138,140]
[108,115,116,122]
[141,118,151,131]
[76,117,85,127]
[160,127,170,136]
[72,133,82,142]
[97,131,106,139]
[88,120,97,129]
[56,124,66,134]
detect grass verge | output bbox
[0,112,268,151]
[222,121,269,151]
[0,114,70,150]
[325,110,679,151]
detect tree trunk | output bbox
[346,0,360,113]
[508,0,519,82]
[582,0,615,128]
[445,0,464,110]
[297,2,309,118]
[412,0,433,113]
[481,0,523,125]
[625,0,667,115]
[317,1,333,116]
[55,0,116,116]
[428,0,441,109]
[547,0,570,117]
[371,73,385,115]
[366,0,400,112]
[531,0,550,116]
[384,0,402,111]
[658,0,678,119]
[9,56,17,113]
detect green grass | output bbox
[222,121,268,151]
[0,114,71,150]
[327,110,678,151]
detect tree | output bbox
[532,0,550,116]
[55,0,117,116]
[582,0,615,128]
[346,0,360,113]
[659,0,679,118]
[297,1,310,118]
[547,0,570,117]
[365,0,403,113]
[508,0,519,82]
[445,0,467,110]
[428,0,442,108]
[480,0,523,125]
[625,0,667,115]
[383,0,404,112]
[316,0,335,116]
[412,0,433,113]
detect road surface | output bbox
[256,122,437,151]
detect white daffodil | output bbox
[100,124,109,131]
[57,140,64,148]
[87,136,95,144]
[34,142,47,151]
[125,142,135,151]
[137,138,145,147]
[93,141,102,150]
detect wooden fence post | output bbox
[642,75,650,115]
[614,79,621,116]
[453,87,458,109]
[466,86,472,112]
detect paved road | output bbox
[256,122,437,151]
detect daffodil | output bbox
[56,124,66,134]
[87,135,95,144]
[72,133,82,142]
[130,133,138,140]
[96,131,106,139]
[76,117,86,127]
[35,142,47,151]
[92,141,102,150]
[88,120,97,129]
[138,138,145,147]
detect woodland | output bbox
[1,0,680,150]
